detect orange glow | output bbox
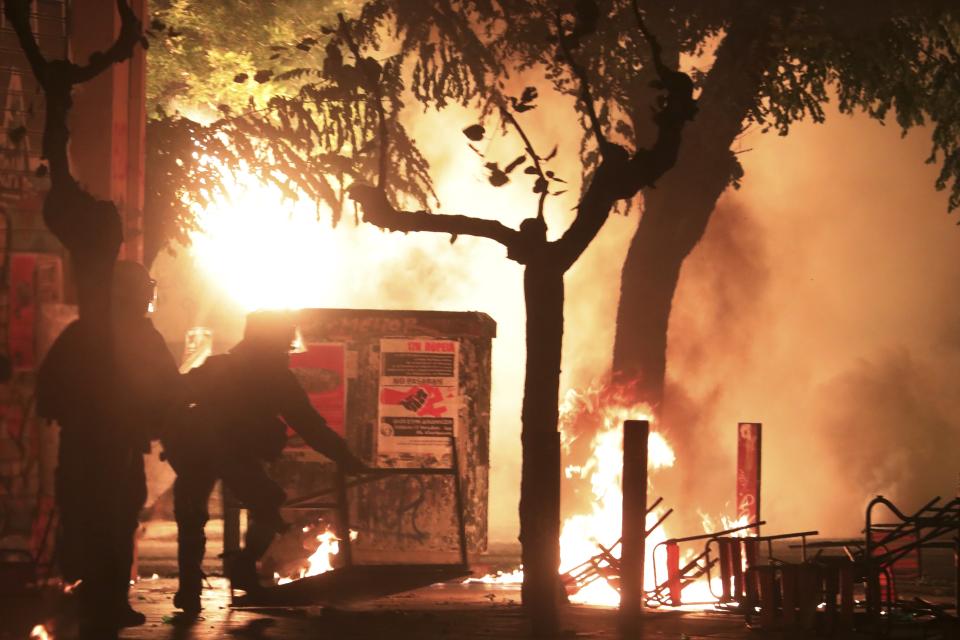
[463,566,524,585]
[275,526,357,585]
[29,624,51,640]
[183,157,520,316]
[557,383,668,606]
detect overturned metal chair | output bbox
[225,436,471,607]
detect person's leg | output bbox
[76,467,124,639]
[220,458,286,591]
[172,455,217,613]
[110,451,148,626]
[57,453,119,639]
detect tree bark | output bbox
[519,261,564,635]
[348,18,695,631]
[612,17,772,408]
[5,0,143,324]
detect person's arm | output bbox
[143,327,188,439]
[277,371,365,472]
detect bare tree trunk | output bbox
[519,262,564,635]
[612,206,685,406]
[612,17,772,408]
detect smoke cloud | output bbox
[656,107,960,536]
[148,71,959,544]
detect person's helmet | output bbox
[243,310,298,353]
[112,260,157,316]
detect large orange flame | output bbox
[556,382,671,605]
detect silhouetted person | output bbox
[164,310,363,615]
[37,261,180,639]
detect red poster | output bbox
[8,253,37,370]
[288,343,347,453]
[736,422,762,532]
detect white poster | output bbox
[377,338,459,468]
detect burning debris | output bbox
[463,380,958,637]
[272,524,357,586]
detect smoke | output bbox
[658,106,960,536]
[147,64,959,543]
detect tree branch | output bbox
[555,13,607,156]
[549,6,697,271]
[631,0,667,78]
[6,0,145,191]
[500,107,549,220]
[348,184,520,250]
[71,0,145,83]
[337,12,388,190]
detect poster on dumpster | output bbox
[286,343,347,462]
[377,338,458,468]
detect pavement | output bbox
[1,518,956,639]
[4,576,761,640]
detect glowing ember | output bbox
[62,579,81,594]
[29,624,51,640]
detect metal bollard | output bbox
[666,540,682,606]
[719,538,733,602]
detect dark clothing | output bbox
[37,318,179,634]
[169,445,286,597]
[166,345,359,598]
[174,349,355,461]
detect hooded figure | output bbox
[164,310,363,615]
[37,261,180,639]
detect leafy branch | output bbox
[349,1,697,270]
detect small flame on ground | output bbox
[29,624,51,640]
[62,579,81,594]
[463,566,524,585]
[275,526,358,585]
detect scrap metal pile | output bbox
[557,421,959,636]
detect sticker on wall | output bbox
[377,338,458,468]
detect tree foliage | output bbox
[147,1,960,264]
[144,6,437,264]
[147,0,353,117]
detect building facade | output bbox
[0,0,148,566]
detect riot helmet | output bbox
[242,310,298,353]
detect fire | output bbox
[186,158,384,311]
[29,625,51,640]
[183,157,519,316]
[463,566,524,584]
[275,526,357,585]
[557,383,671,606]
[180,145,739,610]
